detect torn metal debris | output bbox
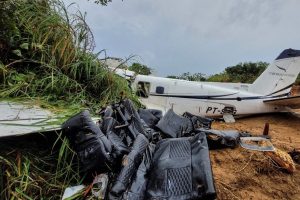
[240,137,275,152]
[91,174,109,199]
[200,129,240,149]
[0,101,61,137]
[289,149,300,164]
[62,185,86,200]
[265,148,296,173]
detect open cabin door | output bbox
[135,80,168,112]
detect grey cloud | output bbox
[221,0,281,26]
[64,0,300,76]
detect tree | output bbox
[128,62,152,75]
[167,62,269,83]
[166,75,178,79]
[167,72,206,81]
[90,0,112,6]
[224,62,268,83]
[206,72,230,82]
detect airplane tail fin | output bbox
[249,49,300,96]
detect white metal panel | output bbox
[0,101,61,137]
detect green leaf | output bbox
[12,49,22,57]
[32,43,43,50]
[20,43,29,50]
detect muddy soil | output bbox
[211,112,300,200]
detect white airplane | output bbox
[115,48,300,120]
[1,49,300,138]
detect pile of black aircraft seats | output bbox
[62,99,241,200]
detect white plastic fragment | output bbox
[62,185,85,200]
[92,174,109,199]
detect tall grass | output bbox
[0,0,133,109]
[0,0,136,199]
[0,132,82,199]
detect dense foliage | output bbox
[226,62,267,82]
[92,0,112,5]
[167,72,206,81]
[128,62,152,75]
[0,1,133,199]
[167,62,269,83]
[0,0,133,109]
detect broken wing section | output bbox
[263,95,300,109]
[0,101,62,137]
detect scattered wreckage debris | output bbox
[289,149,300,164]
[61,99,218,199]
[239,137,275,152]
[57,173,110,200]
[200,129,240,149]
[60,98,297,199]
[0,101,62,137]
[238,124,296,173]
[263,122,269,135]
[264,148,296,173]
[62,185,86,200]
[91,174,109,199]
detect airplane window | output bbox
[136,81,150,98]
[156,86,164,94]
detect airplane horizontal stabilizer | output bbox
[263,95,300,109]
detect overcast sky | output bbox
[64,0,300,76]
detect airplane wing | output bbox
[0,101,62,138]
[263,95,300,109]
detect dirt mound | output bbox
[211,113,300,200]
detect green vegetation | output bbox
[206,72,230,82]
[207,62,268,83]
[92,0,112,5]
[167,62,300,85]
[0,133,82,200]
[167,62,268,83]
[0,0,298,199]
[0,0,133,199]
[167,72,206,81]
[128,62,152,75]
[0,0,133,111]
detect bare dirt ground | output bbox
[210,112,300,200]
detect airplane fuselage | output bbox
[132,75,284,117]
[116,49,300,117]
